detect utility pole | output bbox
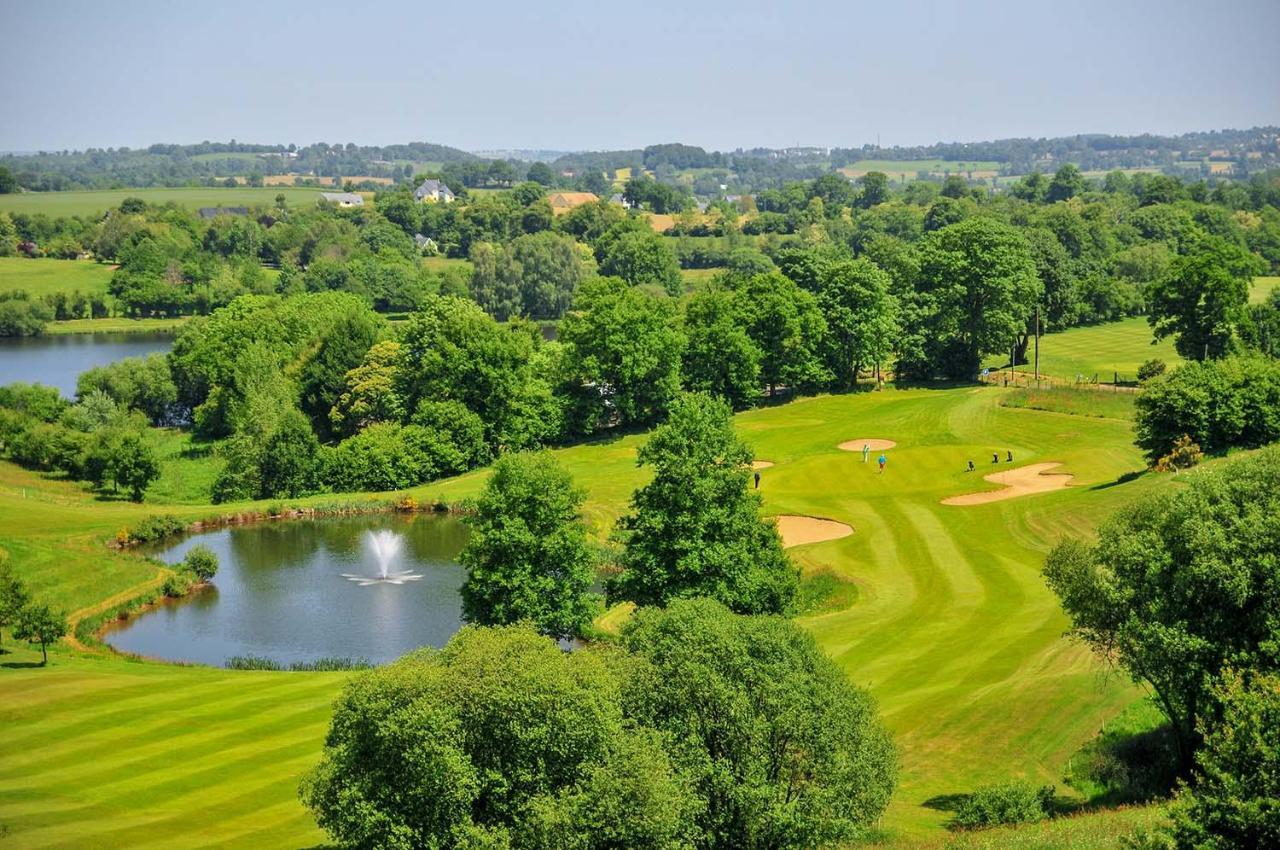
[1034,305,1041,385]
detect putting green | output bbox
[0,385,1171,846]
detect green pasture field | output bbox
[984,316,1180,382]
[45,317,192,335]
[189,152,268,164]
[0,187,324,218]
[1250,275,1279,303]
[0,384,1190,847]
[0,257,114,298]
[841,159,1003,179]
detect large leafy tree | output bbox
[395,296,561,450]
[908,217,1041,379]
[598,229,682,295]
[817,258,899,388]
[1044,447,1280,773]
[469,231,594,321]
[558,276,684,434]
[13,600,67,665]
[300,625,698,850]
[0,561,29,650]
[621,599,898,850]
[298,309,383,440]
[460,452,596,640]
[1148,237,1264,360]
[737,272,831,396]
[1165,670,1280,849]
[680,286,762,409]
[611,392,798,614]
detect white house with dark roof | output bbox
[320,191,364,207]
[414,179,455,203]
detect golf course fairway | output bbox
[0,384,1171,847]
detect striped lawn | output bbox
[0,385,1178,847]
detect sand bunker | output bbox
[751,460,774,469]
[838,438,897,452]
[942,462,1073,506]
[776,515,854,548]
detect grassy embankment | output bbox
[1,379,1193,848]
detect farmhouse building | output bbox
[320,192,364,207]
[546,191,598,214]
[414,179,455,203]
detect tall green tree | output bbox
[0,561,29,650]
[856,171,890,208]
[558,277,684,434]
[817,258,899,387]
[1165,670,1280,850]
[300,625,698,850]
[460,452,596,640]
[680,286,762,409]
[1044,447,1280,773]
[738,272,831,395]
[13,600,67,665]
[908,218,1041,379]
[611,392,798,614]
[598,229,682,295]
[621,599,897,850]
[1046,164,1086,202]
[1148,238,1263,360]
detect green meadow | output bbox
[0,382,1183,848]
[984,316,1182,382]
[0,257,114,298]
[840,159,1003,179]
[0,187,324,218]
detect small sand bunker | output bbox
[838,438,897,452]
[775,515,854,548]
[942,462,1073,506]
[751,460,774,469]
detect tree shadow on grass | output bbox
[921,792,971,812]
[1,660,47,669]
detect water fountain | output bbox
[342,529,424,585]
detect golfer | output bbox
[878,453,887,474]
[862,442,871,463]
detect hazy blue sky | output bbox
[2,0,1277,153]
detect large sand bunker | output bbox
[776,515,854,548]
[751,460,774,469]
[838,438,897,452]
[942,462,1073,506]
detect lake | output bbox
[103,513,470,667]
[0,332,173,397]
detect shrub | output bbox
[225,655,283,670]
[1138,358,1168,382]
[182,545,218,582]
[160,572,194,598]
[1153,435,1204,472]
[951,781,1056,829]
[126,514,186,544]
[1135,356,1280,462]
[288,657,372,672]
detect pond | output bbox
[0,332,173,397]
[103,513,469,667]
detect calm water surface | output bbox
[104,514,469,667]
[0,332,173,397]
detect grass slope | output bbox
[0,187,323,218]
[0,258,114,298]
[1,386,1183,847]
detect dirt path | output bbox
[775,515,854,548]
[837,438,897,452]
[941,462,1073,506]
[64,569,169,653]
